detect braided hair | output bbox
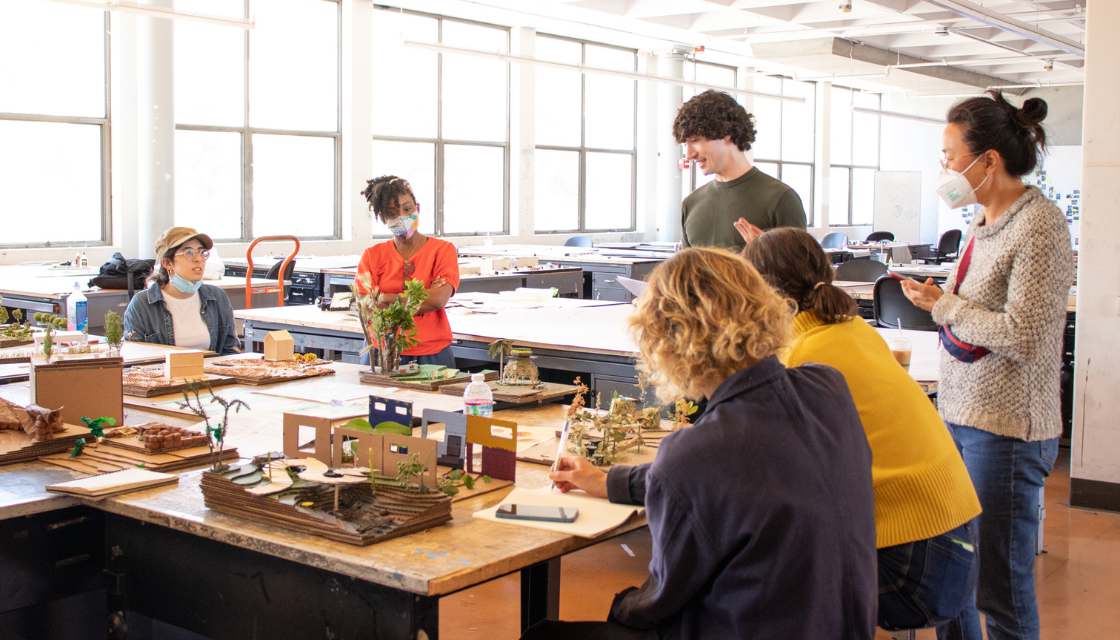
[946,90,1048,177]
[742,228,857,325]
[361,175,418,223]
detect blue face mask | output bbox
[170,272,203,295]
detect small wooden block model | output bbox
[263,330,295,361]
[0,397,90,466]
[514,256,539,268]
[459,265,482,276]
[490,257,513,271]
[164,350,205,381]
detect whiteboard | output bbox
[873,171,923,244]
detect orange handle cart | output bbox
[245,236,300,309]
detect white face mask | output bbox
[937,153,989,210]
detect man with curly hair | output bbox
[675,90,806,249]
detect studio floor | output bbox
[440,454,1120,639]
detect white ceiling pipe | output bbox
[36,0,254,29]
[401,40,808,103]
[924,0,1084,56]
[852,106,946,124]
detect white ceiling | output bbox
[452,0,1087,95]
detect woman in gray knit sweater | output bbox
[903,92,1074,640]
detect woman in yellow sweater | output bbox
[743,228,982,634]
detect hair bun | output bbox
[1018,97,1048,126]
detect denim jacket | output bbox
[123,283,241,355]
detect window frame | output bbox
[0,12,111,249]
[684,60,738,194]
[736,75,816,226]
[175,0,343,242]
[534,33,638,234]
[371,8,511,238]
[829,86,881,226]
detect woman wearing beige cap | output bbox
[122,227,240,355]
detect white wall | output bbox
[1071,2,1120,489]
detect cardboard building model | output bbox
[164,350,205,381]
[30,356,124,426]
[281,408,438,490]
[420,408,517,482]
[264,330,295,361]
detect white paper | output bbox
[616,276,647,297]
[474,487,643,538]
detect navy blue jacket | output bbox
[604,356,877,640]
[122,283,241,355]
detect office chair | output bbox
[820,232,849,250]
[563,235,593,248]
[873,277,938,331]
[931,229,963,264]
[265,258,297,305]
[835,258,888,282]
[865,231,895,242]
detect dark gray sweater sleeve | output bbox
[607,464,649,506]
[773,189,808,229]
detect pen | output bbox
[550,420,572,492]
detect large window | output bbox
[830,87,880,225]
[0,3,109,247]
[372,10,509,236]
[682,61,737,193]
[750,76,816,225]
[534,35,637,233]
[175,0,341,241]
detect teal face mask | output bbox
[170,272,203,295]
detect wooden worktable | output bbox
[0,373,642,639]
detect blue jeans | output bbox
[878,519,980,631]
[359,344,456,369]
[937,424,1059,640]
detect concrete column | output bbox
[1070,0,1120,509]
[655,53,685,243]
[635,53,659,240]
[814,81,831,229]
[345,0,373,244]
[111,11,139,257]
[510,27,535,240]
[135,0,175,258]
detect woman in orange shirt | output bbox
[357,175,459,368]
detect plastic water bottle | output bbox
[67,282,88,333]
[463,373,494,417]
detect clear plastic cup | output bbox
[886,336,913,369]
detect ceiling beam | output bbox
[921,0,1084,56]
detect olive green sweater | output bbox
[681,167,807,250]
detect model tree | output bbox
[104,311,124,356]
[487,339,514,374]
[349,274,429,373]
[177,382,249,471]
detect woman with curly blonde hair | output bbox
[527,248,878,640]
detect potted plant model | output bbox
[349,274,429,374]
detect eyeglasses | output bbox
[939,152,978,170]
[175,248,211,260]
[386,202,418,217]
[403,261,415,278]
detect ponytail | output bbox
[742,228,857,325]
[803,280,858,325]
